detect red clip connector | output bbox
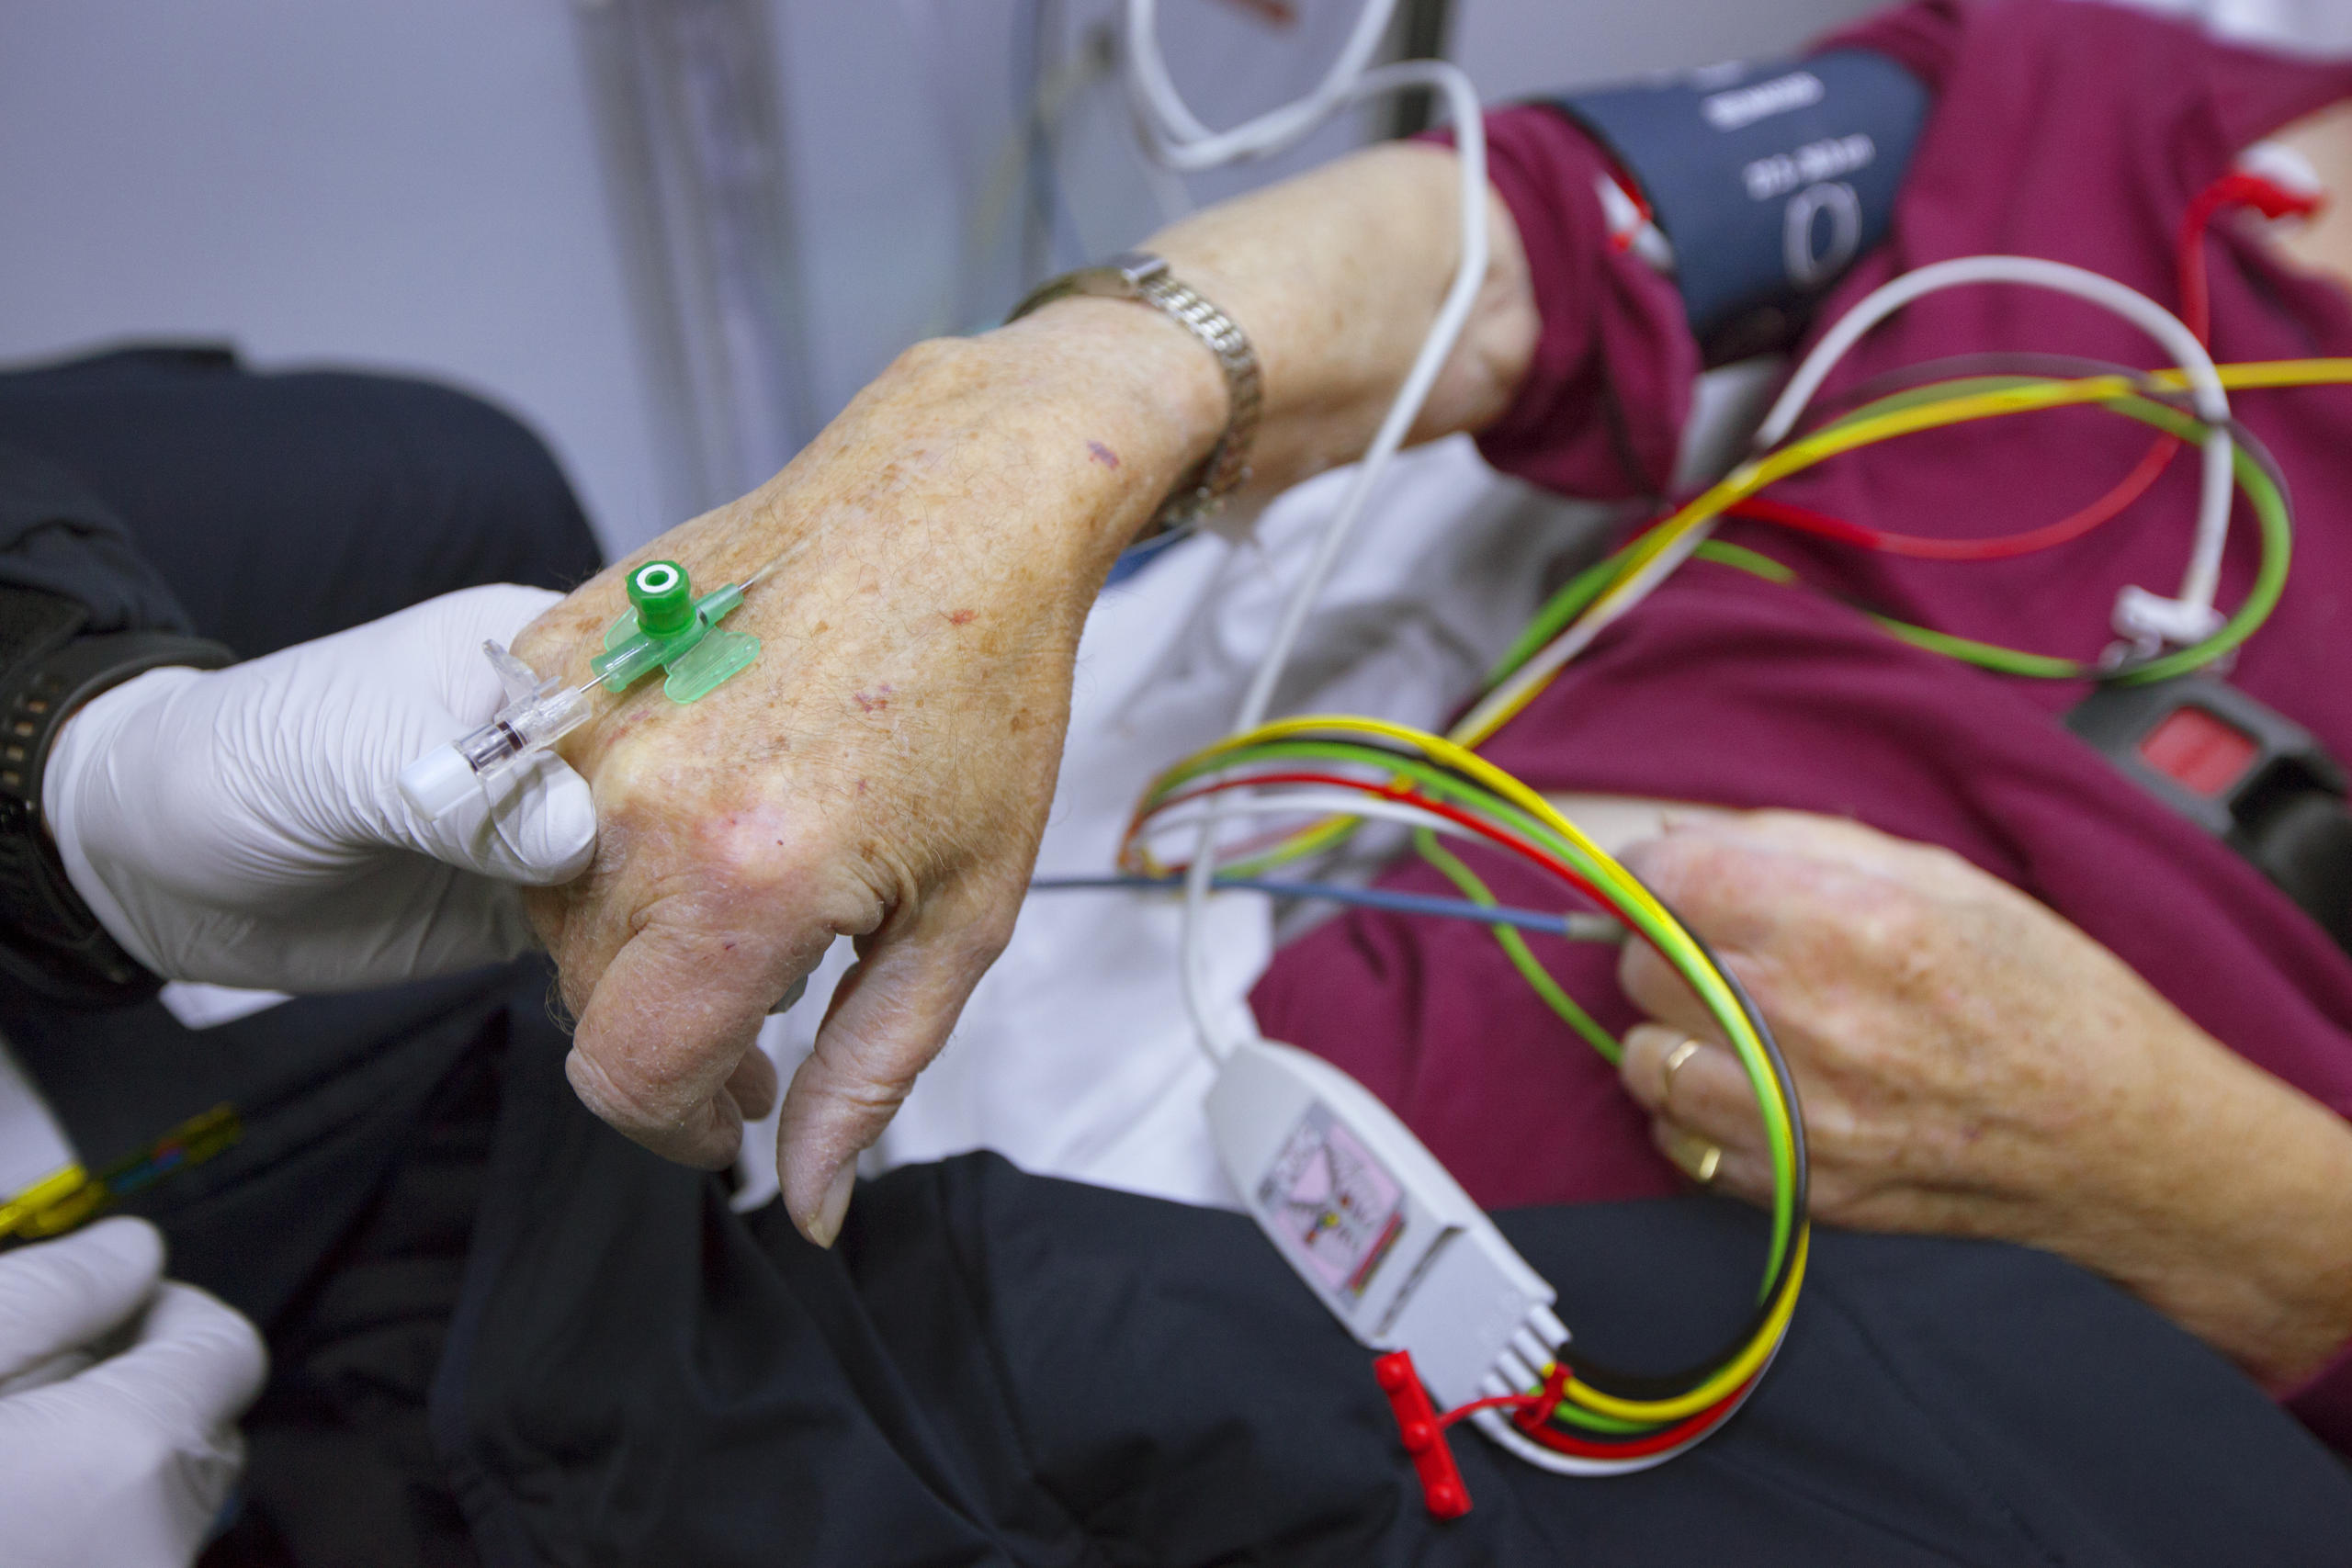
[1373,1350,1471,1520]
[1514,1360,1573,1433]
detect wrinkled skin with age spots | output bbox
[1614,811,2352,1388]
[509,143,1535,1247]
[512,321,1225,1244]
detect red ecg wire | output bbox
[1435,1392,1539,1429]
[1519,1375,1759,1461]
[1126,767,1611,910]
[1427,1371,1758,1458]
[1142,773,1762,1456]
[1721,170,2323,563]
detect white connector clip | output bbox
[2112,584,2225,649]
[1205,1037,1559,1412]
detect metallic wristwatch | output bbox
[1007,251,1262,535]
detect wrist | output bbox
[0,617,227,1002]
[982,299,1228,553]
[2069,1045,2352,1388]
[2186,1083,2352,1388]
[1143,141,1537,493]
[42,669,198,980]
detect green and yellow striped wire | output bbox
[1122,358,2352,1441]
[1125,716,1808,1434]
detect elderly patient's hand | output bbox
[1614,810,2352,1388]
[501,141,1532,1244]
[512,316,1221,1245]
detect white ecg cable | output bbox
[1467,1338,1784,1478]
[1125,0,1404,171]
[1449,254,2244,749]
[1119,17,1819,1482]
[1117,0,1493,1062]
[1759,254,2236,627]
[1136,789,1509,865]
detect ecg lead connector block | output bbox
[1205,1038,1558,1412]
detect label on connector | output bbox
[1256,1103,1407,1300]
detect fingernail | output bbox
[804,1160,856,1248]
[1662,1126,1724,1186]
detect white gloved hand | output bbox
[43,584,597,992]
[0,1218,266,1568]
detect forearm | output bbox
[944,141,1538,550]
[1098,139,1539,499]
[2078,1050,2352,1391]
[522,141,1532,672]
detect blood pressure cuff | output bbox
[1555,50,1931,361]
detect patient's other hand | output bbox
[513,316,1221,1245]
[1613,810,2352,1388]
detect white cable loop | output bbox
[1136,790,1497,864]
[1449,255,2246,750]
[1123,11,1786,1474]
[1125,0,1402,169]
[1117,0,1491,1063]
[1758,254,2235,623]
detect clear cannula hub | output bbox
[397,640,600,819]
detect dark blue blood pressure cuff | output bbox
[1555,50,1930,361]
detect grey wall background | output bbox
[0,0,667,547]
[7,0,2274,557]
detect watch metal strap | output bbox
[1007,251,1261,534]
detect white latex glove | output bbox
[43,584,597,992]
[0,1218,266,1568]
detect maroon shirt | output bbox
[1250,0,2352,1448]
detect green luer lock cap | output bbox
[628,559,695,637]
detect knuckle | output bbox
[834,1068,918,1121]
[1797,1089,1861,1153]
[1911,839,1975,883]
[566,1044,685,1133]
[1618,1021,1679,1071]
[812,1014,935,1105]
[1836,880,1932,969]
[957,901,1021,967]
[1617,832,1710,900]
[1806,1165,1864,1219]
[805,1008,950,1120]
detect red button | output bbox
[2137,705,2259,798]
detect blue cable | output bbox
[1100,524,1198,588]
[1027,874,1593,938]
